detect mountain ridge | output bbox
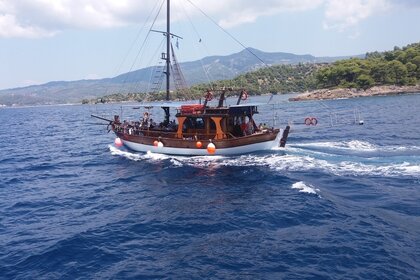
[0,48,362,106]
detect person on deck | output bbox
[141,112,149,128]
[246,119,254,135]
[233,120,242,136]
[240,119,248,136]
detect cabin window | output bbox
[195,118,205,129]
[183,117,205,130]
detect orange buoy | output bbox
[153,140,159,147]
[196,141,202,148]
[114,137,123,147]
[207,142,216,154]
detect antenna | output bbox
[166,0,171,101]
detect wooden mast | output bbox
[166,0,171,101]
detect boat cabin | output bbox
[175,103,260,140]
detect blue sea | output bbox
[1,94,419,279]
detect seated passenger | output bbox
[240,121,247,136]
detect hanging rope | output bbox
[185,0,269,68]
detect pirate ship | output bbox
[92,0,290,156]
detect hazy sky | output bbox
[1,0,419,90]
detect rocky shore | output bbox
[289,85,420,101]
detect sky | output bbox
[0,0,419,90]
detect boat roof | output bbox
[228,102,267,107]
[121,102,187,108]
[122,102,267,109]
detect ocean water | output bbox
[1,94,419,279]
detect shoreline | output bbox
[289,85,420,101]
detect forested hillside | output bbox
[85,63,322,103]
[190,63,321,95]
[315,42,420,89]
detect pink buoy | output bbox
[114,137,123,147]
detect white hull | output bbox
[121,132,282,156]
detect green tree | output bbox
[406,62,417,78]
[356,74,374,89]
[370,60,389,84]
[386,60,408,85]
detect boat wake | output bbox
[109,141,420,178]
[290,140,420,155]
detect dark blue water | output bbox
[1,94,419,279]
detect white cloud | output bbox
[0,0,411,38]
[213,0,324,28]
[322,0,390,31]
[0,13,56,37]
[0,0,157,38]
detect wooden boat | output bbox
[92,0,290,156]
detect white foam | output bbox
[109,145,143,161]
[144,151,170,161]
[294,140,377,152]
[293,140,420,153]
[347,140,377,151]
[291,181,319,195]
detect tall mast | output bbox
[166,0,171,101]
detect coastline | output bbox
[289,85,420,101]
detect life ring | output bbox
[241,90,248,100]
[204,91,213,101]
[304,117,318,126]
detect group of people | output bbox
[258,123,269,131]
[232,116,270,137]
[140,111,178,131]
[140,112,156,129]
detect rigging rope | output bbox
[185,0,269,68]
[125,0,166,80]
[179,3,215,88]
[122,0,166,96]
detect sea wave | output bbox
[291,181,320,195]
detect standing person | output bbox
[240,117,248,135]
[141,111,149,128]
[246,118,254,135]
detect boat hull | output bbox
[116,130,282,156]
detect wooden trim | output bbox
[211,116,226,140]
[176,116,186,138]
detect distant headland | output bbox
[288,42,420,101]
[289,85,420,101]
